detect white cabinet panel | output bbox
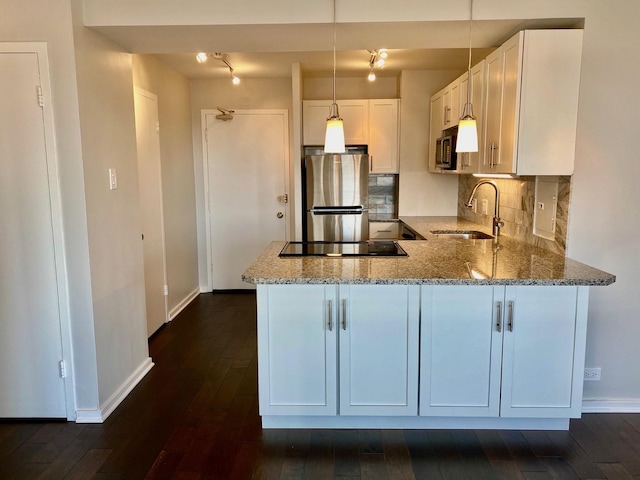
[501,286,586,418]
[369,99,400,173]
[257,285,337,416]
[339,285,419,416]
[303,100,369,146]
[420,286,502,417]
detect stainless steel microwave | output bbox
[435,131,457,170]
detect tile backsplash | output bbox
[369,174,398,219]
[458,176,571,254]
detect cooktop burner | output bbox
[279,241,408,257]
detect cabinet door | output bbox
[420,286,503,417]
[456,61,485,173]
[369,99,399,173]
[302,100,369,146]
[481,49,503,173]
[339,285,419,416]
[493,32,523,174]
[428,90,444,172]
[257,285,337,416]
[500,286,584,418]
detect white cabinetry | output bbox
[303,100,369,146]
[339,285,419,415]
[369,221,400,239]
[257,285,337,416]
[303,99,400,173]
[456,60,486,173]
[420,285,588,419]
[428,90,445,172]
[369,99,400,173]
[257,284,419,417]
[480,30,583,175]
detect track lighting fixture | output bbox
[195,52,240,85]
[366,49,389,81]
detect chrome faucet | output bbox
[465,180,504,237]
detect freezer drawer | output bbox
[306,211,369,242]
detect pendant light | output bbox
[324,0,346,153]
[456,0,479,153]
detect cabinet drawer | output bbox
[369,221,399,239]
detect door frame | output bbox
[201,109,291,291]
[134,87,169,335]
[0,42,75,419]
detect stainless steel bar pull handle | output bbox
[507,301,514,332]
[327,300,333,331]
[496,301,502,332]
[341,299,347,330]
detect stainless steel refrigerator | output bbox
[304,153,369,242]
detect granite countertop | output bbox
[242,216,616,286]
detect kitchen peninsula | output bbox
[242,217,615,430]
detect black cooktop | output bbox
[279,241,408,257]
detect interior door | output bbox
[204,110,289,290]
[0,49,67,417]
[134,88,168,336]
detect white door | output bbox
[257,285,337,416]
[134,88,168,336]
[204,109,289,290]
[0,49,67,417]
[339,285,419,416]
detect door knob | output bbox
[277,212,284,218]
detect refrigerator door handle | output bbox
[309,207,366,215]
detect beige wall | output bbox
[190,78,294,289]
[69,0,150,408]
[399,70,460,216]
[303,77,399,100]
[132,55,200,316]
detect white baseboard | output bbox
[168,287,200,321]
[75,357,154,423]
[582,399,640,413]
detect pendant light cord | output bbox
[465,0,473,109]
[332,0,337,106]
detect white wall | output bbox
[0,0,99,414]
[190,78,294,290]
[399,70,460,216]
[565,0,640,405]
[132,55,200,316]
[69,0,150,409]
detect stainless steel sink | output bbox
[431,230,494,240]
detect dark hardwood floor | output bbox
[2,292,640,479]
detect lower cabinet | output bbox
[420,285,589,419]
[257,284,420,417]
[257,283,589,424]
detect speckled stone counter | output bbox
[242,216,615,286]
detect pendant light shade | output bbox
[324,0,346,153]
[456,0,478,153]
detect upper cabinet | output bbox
[480,29,583,176]
[303,100,369,146]
[429,29,583,176]
[303,99,400,174]
[369,99,400,174]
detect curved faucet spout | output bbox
[465,180,504,237]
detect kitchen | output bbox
[1,0,639,433]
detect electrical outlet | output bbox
[481,199,488,215]
[472,198,478,213]
[584,367,601,381]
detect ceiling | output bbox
[91,18,583,79]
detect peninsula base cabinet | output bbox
[420,285,589,419]
[256,284,589,430]
[257,284,419,419]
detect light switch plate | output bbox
[109,168,118,190]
